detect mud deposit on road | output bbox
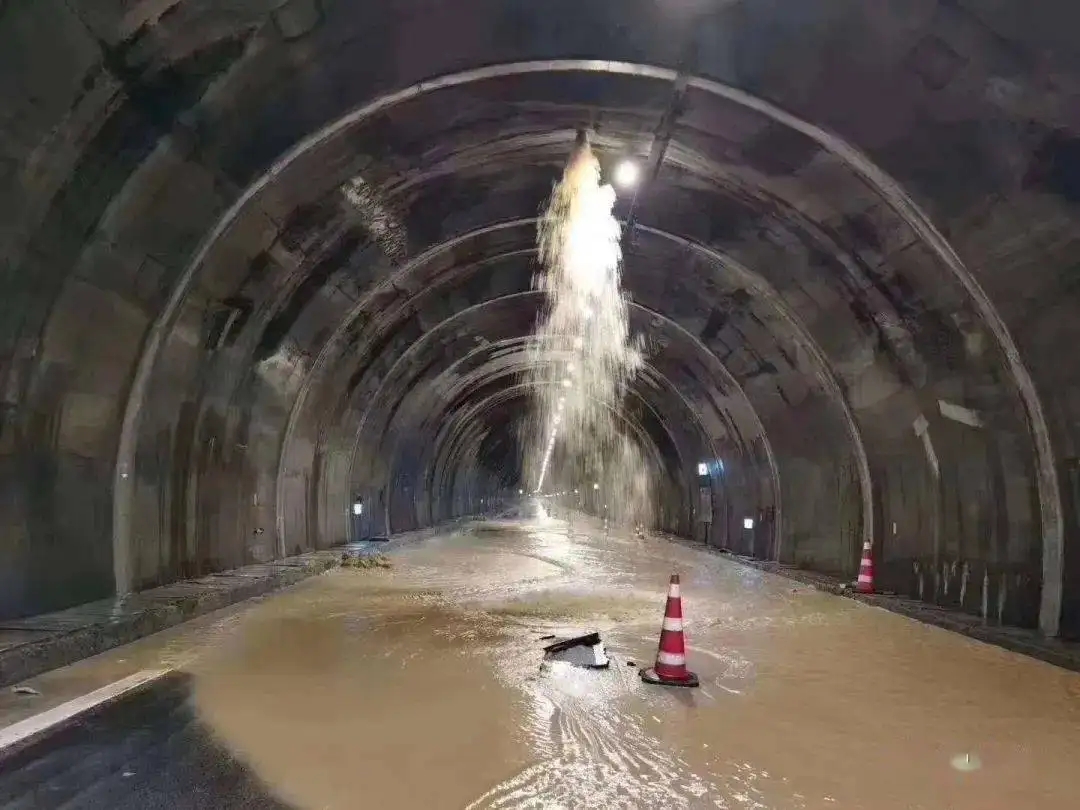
[190,517,1080,809]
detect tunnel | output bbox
[3,0,1080,650]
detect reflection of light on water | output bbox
[950,753,982,772]
[528,521,580,567]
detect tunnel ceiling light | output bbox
[699,459,725,476]
[743,517,755,530]
[613,159,640,189]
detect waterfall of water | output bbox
[523,139,655,528]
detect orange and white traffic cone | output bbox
[856,539,874,594]
[640,574,699,688]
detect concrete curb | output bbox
[0,515,485,689]
[661,535,1080,674]
[0,551,341,689]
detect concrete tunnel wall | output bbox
[2,0,1080,639]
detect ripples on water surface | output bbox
[186,516,1080,810]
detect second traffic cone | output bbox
[856,539,874,594]
[640,574,699,688]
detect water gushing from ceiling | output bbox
[523,138,655,528]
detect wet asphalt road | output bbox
[3,506,1080,809]
[0,672,289,809]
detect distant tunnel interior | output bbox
[3,1,1080,642]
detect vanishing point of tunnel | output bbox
[2,1,1080,808]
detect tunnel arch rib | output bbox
[337,300,723,538]
[110,59,1062,635]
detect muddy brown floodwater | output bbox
[188,508,1080,809]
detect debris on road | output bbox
[542,631,610,669]
[340,553,392,570]
[12,686,40,696]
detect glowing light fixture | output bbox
[613,159,640,189]
[698,459,725,477]
[593,483,600,491]
[743,517,755,530]
[352,501,363,516]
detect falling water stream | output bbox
[523,138,655,527]
[21,141,1075,810]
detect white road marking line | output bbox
[0,668,172,754]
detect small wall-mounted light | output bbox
[697,462,708,476]
[593,483,600,490]
[352,501,363,516]
[743,517,755,530]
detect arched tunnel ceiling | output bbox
[3,1,1080,638]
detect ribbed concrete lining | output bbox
[107,59,1060,634]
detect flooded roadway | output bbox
[5,506,1080,809]
[184,506,1080,810]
